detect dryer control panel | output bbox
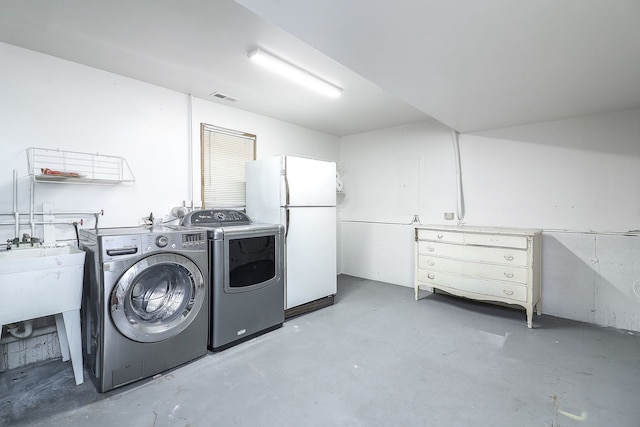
[181,209,251,227]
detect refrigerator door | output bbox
[285,156,336,207]
[284,206,336,309]
[246,156,283,223]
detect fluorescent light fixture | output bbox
[248,48,342,98]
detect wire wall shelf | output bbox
[27,147,135,184]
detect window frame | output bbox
[200,123,256,209]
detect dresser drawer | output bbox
[418,241,527,267]
[417,229,464,244]
[463,232,528,249]
[418,255,528,284]
[417,228,529,249]
[416,270,527,303]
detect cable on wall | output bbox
[342,218,419,226]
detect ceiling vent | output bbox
[209,92,238,102]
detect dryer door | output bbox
[110,253,205,343]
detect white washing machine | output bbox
[80,225,208,392]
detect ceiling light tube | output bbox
[248,48,342,98]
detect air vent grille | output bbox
[209,92,238,102]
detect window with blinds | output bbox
[201,124,256,208]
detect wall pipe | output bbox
[30,175,35,237]
[0,210,103,216]
[12,170,19,238]
[451,129,465,223]
[0,324,56,344]
[0,220,84,226]
[31,219,87,226]
[188,94,194,208]
[4,169,103,240]
[6,320,34,339]
[0,221,40,227]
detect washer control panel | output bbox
[84,226,207,262]
[141,231,206,253]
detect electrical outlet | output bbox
[444,212,455,220]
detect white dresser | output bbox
[415,225,542,328]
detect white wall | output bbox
[0,42,339,247]
[0,42,340,370]
[467,110,640,232]
[0,42,191,243]
[339,111,640,331]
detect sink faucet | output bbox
[6,237,19,250]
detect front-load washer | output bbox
[80,225,208,392]
[181,209,284,352]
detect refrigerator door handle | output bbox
[281,155,290,206]
[285,208,290,240]
[284,172,290,206]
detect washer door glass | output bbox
[111,253,205,343]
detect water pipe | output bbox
[451,129,465,223]
[6,320,34,339]
[13,170,19,238]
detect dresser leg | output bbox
[526,307,533,328]
[414,286,419,300]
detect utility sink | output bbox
[0,245,85,323]
[0,245,86,385]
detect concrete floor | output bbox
[2,275,640,426]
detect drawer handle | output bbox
[504,272,514,278]
[437,234,444,239]
[427,260,435,266]
[427,273,435,280]
[503,288,514,296]
[427,246,435,252]
[504,254,514,261]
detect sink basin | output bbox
[0,245,86,325]
[0,244,86,385]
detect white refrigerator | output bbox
[246,155,337,313]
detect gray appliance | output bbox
[181,209,284,352]
[80,225,208,392]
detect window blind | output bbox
[201,124,256,208]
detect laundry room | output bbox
[1,1,640,426]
